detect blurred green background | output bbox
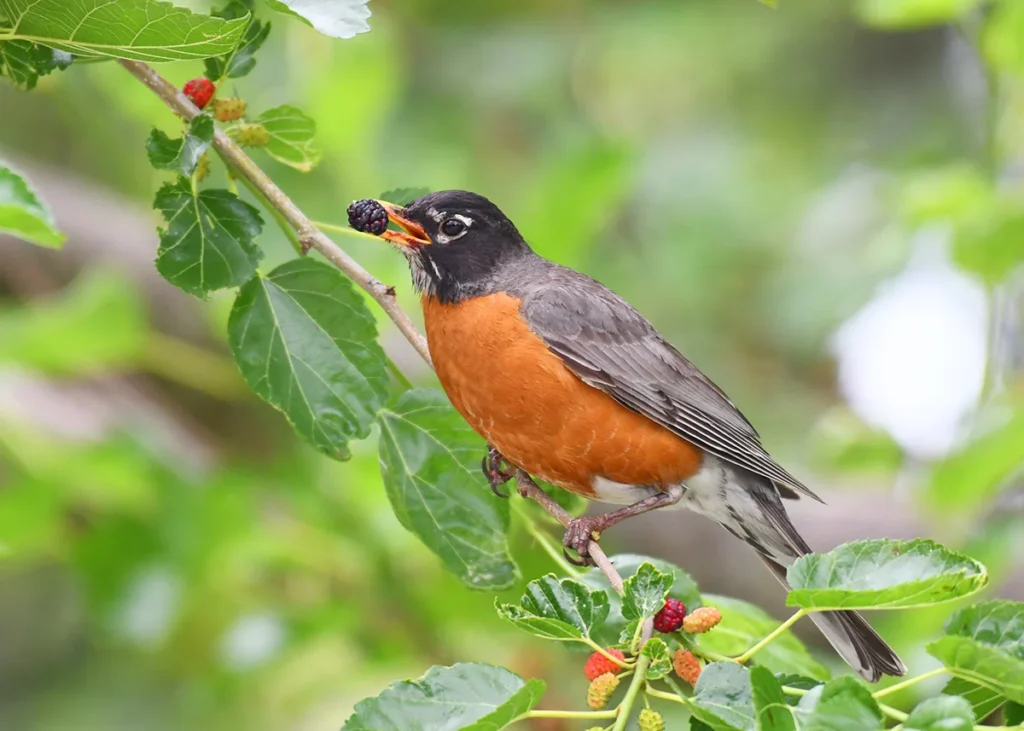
[1,0,1023,728]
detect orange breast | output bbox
[422,293,703,496]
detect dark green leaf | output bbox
[377,390,518,590]
[204,2,269,79]
[751,666,796,731]
[153,179,263,296]
[904,696,974,731]
[379,188,430,207]
[341,663,544,731]
[927,600,1024,703]
[941,678,1004,721]
[228,258,389,457]
[496,575,608,641]
[984,0,1024,74]
[0,0,248,61]
[642,637,672,680]
[697,594,828,680]
[622,562,674,621]
[0,161,63,247]
[856,0,983,29]
[0,39,68,90]
[255,105,321,171]
[786,539,988,610]
[794,677,884,731]
[689,662,755,731]
[146,115,214,177]
[262,0,370,39]
[1006,702,1024,725]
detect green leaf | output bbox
[698,594,829,680]
[954,207,1024,284]
[255,105,321,172]
[856,0,983,29]
[262,0,370,39]
[941,677,1004,721]
[642,637,672,680]
[496,575,608,641]
[794,677,884,731]
[228,258,389,458]
[622,562,674,621]
[204,1,270,79]
[146,115,214,177]
[341,663,544,731]
[1007,702,1024,725]
[0,161,63,247]
[153,179,263,296]
[904,696,974,731]
[750,666,797,731]
[689,662,755,731]
[379,188,430,207]
[776,674,823,706]
[0,39,69,90]
[786,539,988,611]
[377,390,518,590]
[983,0,1024,75]
[0,0,249,62]
[926,600,1024,703]
[894,165,992,226]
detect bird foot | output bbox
[562,516,604,567]
[482,445,515,498]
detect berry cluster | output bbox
[347,199,389,236]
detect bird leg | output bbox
[481,445,515,498]
[562,488,684,566]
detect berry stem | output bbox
[732,607,807,665]
[310,219,385,243]
[644,684,688,706]
[611,653,650,731]
[872,667,949,699]
[521,709,618,720]
[581,638,634,669]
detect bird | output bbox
[347,190,906,682]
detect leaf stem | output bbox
[516,505,581,577]
[311,219,384,243]
[733,608,807,665]
[878,702,909,723]
[522,709,618,720]
[612,652,650,731]
[580,637,634,669]
[645,684,689,706]
[873,667,949,699]
[386,359,414,391]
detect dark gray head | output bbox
[376,190,534,303]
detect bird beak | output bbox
[378,201,431,249]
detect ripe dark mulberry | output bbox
[653,597,686,633]
[348,199,389,236]
[183,78,215,109]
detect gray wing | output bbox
[518,267,821,502]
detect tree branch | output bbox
[119,59,627,595]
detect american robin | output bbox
[348,191,906,682]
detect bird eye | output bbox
[440,217,466,237]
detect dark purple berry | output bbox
[348,199,389,236]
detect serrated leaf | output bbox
[751,667,796,731]
[622,562,674,621]
[941,677,1004,721]
[641,637,671,680]
[0,0,248,62]
[153,179,263,296]
[786,539,988,610]
[0,39,69,90]
[205,1,270,79]
[794,677,884,731]
[856,0,983,29]
[904,696,974,731]
[228,258,389,458]
[377,389,518,590]
[379,188,431,207]
[263,0,370,39]
[698,594,829,680]
[496,575,608,641]
[927,600,1024,703]
[0,161,63,247]
[689,662,755,731]
[146,115,214,177]
[341,663,544,731]
[253,105,321,171]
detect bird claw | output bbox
[562,516,603,567]
[482,445,515,498]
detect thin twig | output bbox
[120,59,629,596]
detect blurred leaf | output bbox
[929,411,1024,514]
[954,207,1024,284]
[154,179,263,296]
[856,0,983,29]
[894,165,991,226]
[205,1,270,79]
[496,574,608,641]
[0,476,61,555]
[689,662,755,731]
[255,105,322,172]
[146,114,214,177]
[927,600,1024,703]
[751,666,797,731]
[622,562,674,621]
[0,270,146,374]
[377,389,519,590]
[341,663,543,731]
[698,594,829,680]
[0,0,248,61]
[228,258,389,458]
[794,677,884,730]
[786,539,988,610]
[904,696,974,731]
[776,674,824,706]
[0,39,70,90]
[811,408,902,476]
[263,0,370,39]
[941,677,1004,720]
[983,0,1024,75]
[379,188,430,207]
[0,161,63,247]
[1006,702,1024,725]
